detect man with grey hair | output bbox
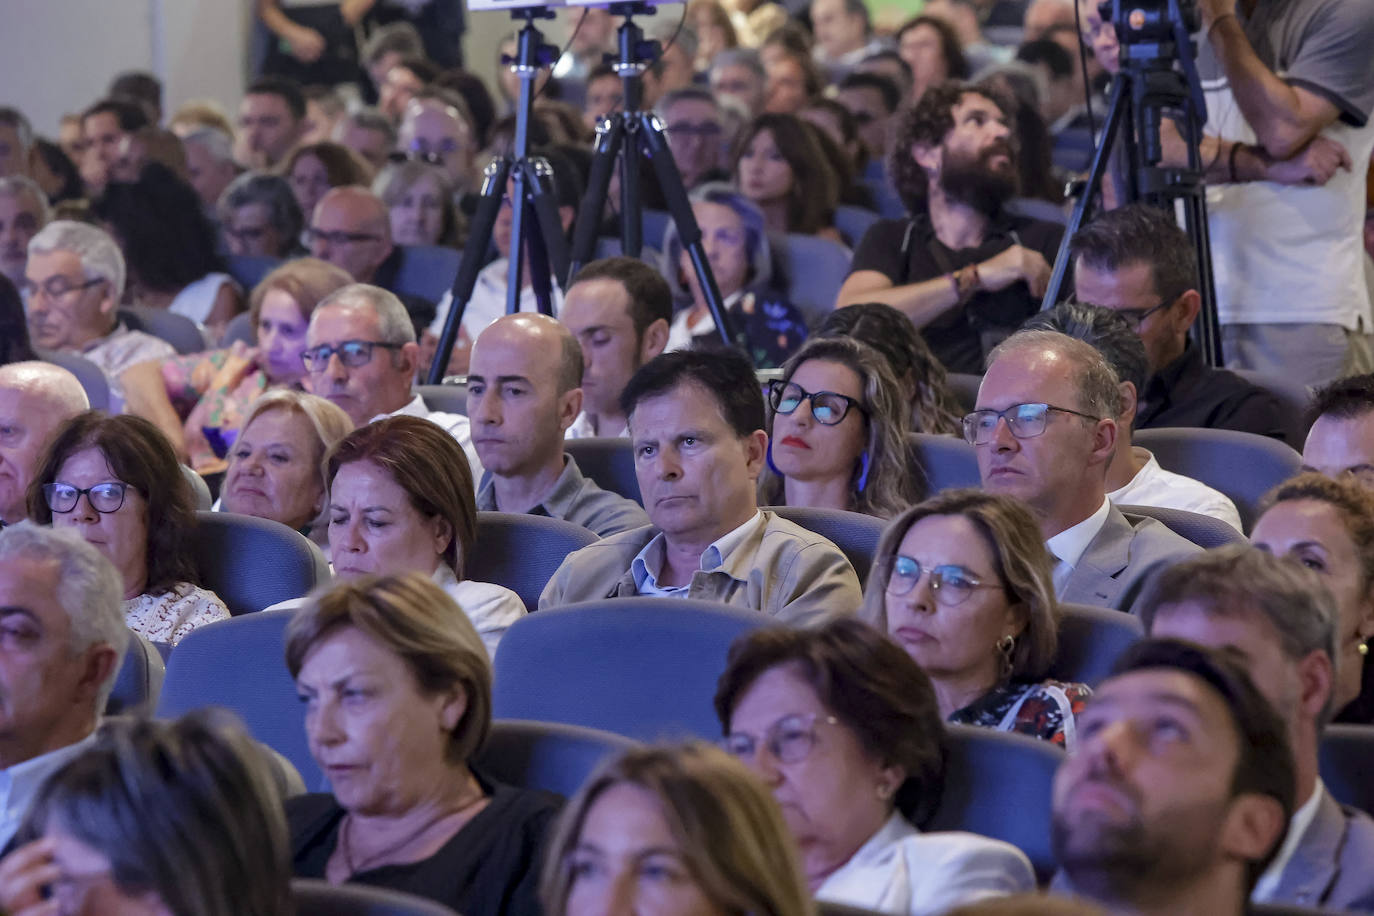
[709,49,767,118]
[333,107,396,174]
[0,176,48,291]
[1142,545,1374,911]
[0,108,33,178]
[181,126,239,214]
[468,314,649,537]
[24,221,173,412]
[656,87,728,190]
[0,362,88,527]
[970,329,1198,612]
[0,522,130,850]
[1024,303,1242,531]
[304,283,480,483]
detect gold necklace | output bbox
[340,790,487,875]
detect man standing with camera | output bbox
[1190,0,1374,387]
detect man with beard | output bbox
[837,82,1062,374]
[1051,637,1294,916]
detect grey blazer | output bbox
[1058,504,1201,614]
[1264,787,1374,912]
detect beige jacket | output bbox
[538,510,862,625]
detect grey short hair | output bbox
[1139,544,1341,725]
[661,182,773,302]
[711,47,765,81]
[0,175,51,228]
[217,172,303,243]
[182,126,235,164]
[314,283,416,345]
[0,523,130,710]
[1021,302,1148,407]
[655,86,721,122]
[988,329,1120,421]
[28,221,126,300]
[335,107,397,147]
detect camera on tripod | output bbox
[1099,0,1199,63]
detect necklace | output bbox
[340,789,487,875]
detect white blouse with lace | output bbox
[123,582,230,646]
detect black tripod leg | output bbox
[524,157,572,303]
[427,158,511,384]
[568,118,623,281]
[619,114,643,258]
[638,113,741,350]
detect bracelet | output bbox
[1227,142,1244,183]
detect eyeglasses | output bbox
[961,403,1101,446]
[721,713,838,764]
[665,121,723,138]
[767,380,866,426]
[304,228,383,247]
[1066,294,1174,331]
[20,275,105,303]
[302,340,405,371]
[884,555,1001,604]
[42,482,131,515]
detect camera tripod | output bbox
[1040,0,1222,367]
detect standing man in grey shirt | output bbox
[468,314,649,538]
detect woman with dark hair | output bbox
[29,138,86,205]
[716,617,1035,912]
[732,113,841,240]
[0,274,37,365]
[896,16,969,104]
[281,140,375,224]
[817,303,964,436]
[28,412,229,645]
[92,162,243,336]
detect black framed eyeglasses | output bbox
[42,482,131,515]
[301,340,405,371]
[884,555,1000,605]
[767,380,866,426]
[21,275,105,302]
[1065,294,1174,331]
[961,402,1101,446]
[304,228,383,247]
[665,121,724,138]
[720,713,839,764]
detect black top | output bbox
[286,775,561,916]
[1136,342,1290,444]
[849,211,1064,374]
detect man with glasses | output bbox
[970,330,1197,612]
[540,349,860,622]
[1302,373,1374,490]
[656,88,729,191]
[396,89,477,194]
[1070,203,1288,442]
[23,221,173,413]
[304,283,481,486]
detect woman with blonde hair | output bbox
[759,337,923,519]
[864,489,1091,750]
[541,742,815,916]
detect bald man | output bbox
[0,362,89,525]
[467,314,648,537]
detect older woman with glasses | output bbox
[218,172,306,259]
[715,617,1035,914]
[759,337,924,519]
[863,489,1091,750]
[28,412,229,645]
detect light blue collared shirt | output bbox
[0,733,97,852]
[630,511,765,597]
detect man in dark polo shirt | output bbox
[1070,204,1288,442]
[836,81,1063,374]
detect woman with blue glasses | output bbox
[861,488,1091,751]
[759,337,922,519]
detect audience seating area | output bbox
[191,511,331,615]
[1134,428,1303,530]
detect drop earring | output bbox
[855,450,871,492]
[767,440,782,476]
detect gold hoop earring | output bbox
[996,634,1016,681]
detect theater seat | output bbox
[778,233,852,325]
[391,245,462,303]
[468,512,599,611]
[1233,368,1314,446]
[1319,724,1374,816]
[293,879,459,916]
[765,505,885,585]
[474,719,637,798]
[225,254,283,293]
[1134,428,1301,530]
[925,724,1063,882]
[908,433,981,494]
[105,631,165,716]
[1048,603,1143,686]
[492,598,766,741]
[191,511,331,615]
[183,465,212,510]
[220,310,255,348]
[1118,504,1246,549]
[416,383,468,416]
[36,349,111,412]
[834,205,879,248]
[118,306,208,355]
[564,437,639,504]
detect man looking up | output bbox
[971,330,1198,612]
[540,350,861,622]
[1143,545,1374,911]
[560,258,672,440]
[467,314,649,538]
[0,363,88,527]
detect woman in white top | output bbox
[29,412,229,646]
[323,415,525,658]
[716,618,1035,915]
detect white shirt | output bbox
[1046,497,1112,593]
[428,258,564,342]
[168,272,237,325]
[664,291,743,354]
[565,411,627,440]
[432,563,526,660]
[816,812,1036,915]
[1108,447,1243,532]
[1252,779,1327,902]
[375,394,484,492]
[630,511,764,597]
[0,734,97,852]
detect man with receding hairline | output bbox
[467,315,648,537]
[0,363,89,527]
